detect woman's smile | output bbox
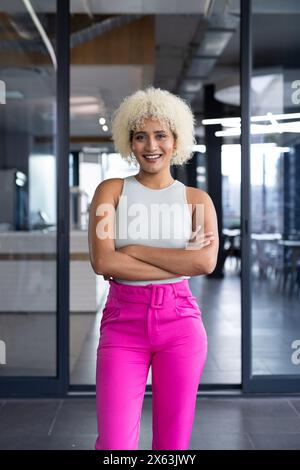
[143,154,163,162]
[131,118,176,169]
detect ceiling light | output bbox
[266,112,282,133]
[202,112,300,126]
[196,31,233,57]
[197,175,206,183]
[193,145,206,153]
[82,147,103,153]
[215,121,300,137]
[202,117,240,126]
[181,79,202,93]
[99,117,106,125]
[6,90,24,100]
[102,125,108,132]
[70,96,98,104]
[256,112,300,121]
[222,143,290,153]
[197,166,206,174]
[186,58,216,78]
[70,104,100,114]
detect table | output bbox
[277,240,300,294]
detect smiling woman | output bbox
[88,87,219,451]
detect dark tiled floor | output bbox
[1,397,300,450]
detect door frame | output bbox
[0,0,70,397]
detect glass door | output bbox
[68,2,147,387]
[245,1,300,392]
[0,0,67,395]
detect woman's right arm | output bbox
[88,179,181,281]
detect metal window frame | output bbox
[240,0,253,393]
[241,0,300,393]
[56,0,70,396]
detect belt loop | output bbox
[150,285,164,308]
[171,283,177,299]
[157,287,164,305]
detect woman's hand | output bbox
[186,225,214,251]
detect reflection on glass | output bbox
[250,11,300,376]
[69,149,138,385]
[0,3,57,376]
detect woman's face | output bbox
[131,117,176,172]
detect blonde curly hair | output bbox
[111,87,196,166]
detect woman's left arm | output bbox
[117,189,219,277]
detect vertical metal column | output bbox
[240,0,252,392]
[204,84,224,278]
[185,153,198,189]
[56,0,70,395]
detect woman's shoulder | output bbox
[185,185,210,204]
[100,177,124,188]
[93,178,125,206]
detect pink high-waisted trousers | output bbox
[95,278,207,450]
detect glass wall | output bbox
[68,2,154,385]
[0,2,57,376]
[196,0,241,384]
[249,7,300,378]
[67,2,242,387]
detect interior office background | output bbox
[0,0,299,397]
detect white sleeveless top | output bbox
[114,175,192,285]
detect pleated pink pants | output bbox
[95,278,207,450]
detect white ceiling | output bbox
[1,64,153,136]
[0,0,213,15]
[2,0,300,15]
[1,1,300,150]
[70,65,154,135]
[154,15,201,91]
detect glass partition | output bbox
[250,8,300,379]
[0,2,57,376]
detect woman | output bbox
[88,87,219,450]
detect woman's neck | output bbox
[134,172,175,190]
